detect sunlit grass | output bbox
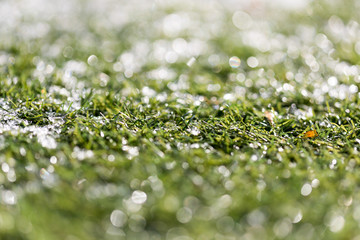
[1,0,360,239]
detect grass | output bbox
[1,0,360,239]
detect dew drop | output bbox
[301,183,312,196]
[110,210,127,228]
[229,56,241,68]
[131,190,147,204]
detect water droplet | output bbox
[87,55,98,66]
[186,57,196,67]
[20,147,26,156]
[273,218,293,238]
[292,210,303,223]
[40,168,50,180]
[108,155,115,162]
[110,210,127,228]
[311,179,320,188]
[301,183,312,196]
[189,127,200,136]
[232,11,252,30]
[328,76,338,86]
[247,209,266,227]
[2,190,17,205]
[131,190,147,204]
[329,215,345,233]
[229,56,241,68]
[247,56,259,68]
[176,207,192,223]
[50,156,57,164]
[1,163,9,173]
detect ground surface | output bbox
[1,0,360,239]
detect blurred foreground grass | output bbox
[2,0,360,239]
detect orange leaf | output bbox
[264,111,274,125]
[303,130,318,138]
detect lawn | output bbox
[1,0,360,239]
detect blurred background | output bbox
[2,0,360,105]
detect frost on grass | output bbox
[0,99,60,149]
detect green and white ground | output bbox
[1,0,360,239]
